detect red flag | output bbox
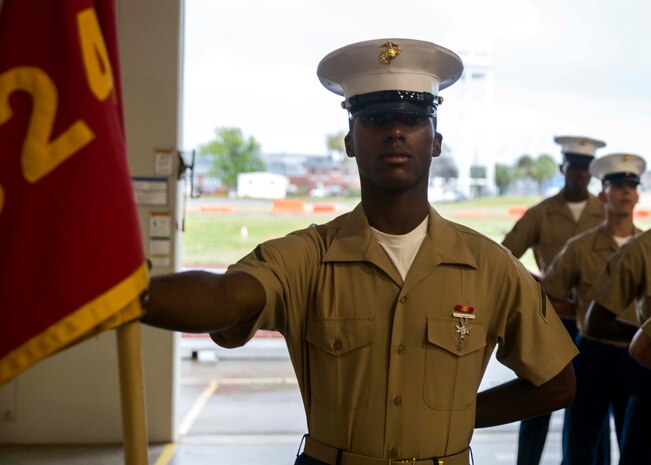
[0,0,147,385]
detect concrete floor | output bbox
[0,342,578,465]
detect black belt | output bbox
[300,436,470,465]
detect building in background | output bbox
[237,172,289,199]
[265,153,360,197]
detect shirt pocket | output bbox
[424,318,487,410]
[540,215,573,246]
[306,318,374,410]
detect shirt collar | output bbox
[593,222,642,251]
[323,203,477,272]
[593,223,618,251]
[549,189,604,220]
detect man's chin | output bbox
[567,184,589,193]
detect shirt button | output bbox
[399,296,407,304]
[389,448,398,457]
[332,340,342,351]
[393,396,402,406]
[396,344,404,355]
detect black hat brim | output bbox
[603,173,641,185]
[351,101,436,117]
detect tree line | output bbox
[199,127,559,196]
[495,154,558,196]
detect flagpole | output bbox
[117,319,149,465]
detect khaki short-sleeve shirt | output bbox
[590,229,651,325]
[542,224,640,344]
[502,190,605,273]
[216,204,578,459]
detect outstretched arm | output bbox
[142,270,266,334]
[475,362,575,428]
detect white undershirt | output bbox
[612,234,633,248]
[370,217,428,281]
[566,200,588,222]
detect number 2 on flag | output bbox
[0,7,115,192]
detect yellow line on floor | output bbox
[218,377,298,385]
[153,379,220,465]
[179,378,220,436]
[153,443,177,465]
[151,377,297,464]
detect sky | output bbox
[182,0,651,166]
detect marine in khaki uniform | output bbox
[587,227,651,330]
[502,136,606,465]
[542,153,645,464]
[586,227,651,464]
[141,39,578,465]
[502,136,606,275]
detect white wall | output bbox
[0,0,184,443]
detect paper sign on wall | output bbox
[148,211,172,268]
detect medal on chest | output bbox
[452,305,475,352]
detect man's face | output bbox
[600,181,639,216]
[344,112,441,193]
[562,163,591,192]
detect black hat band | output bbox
[343,90,438,116]
[603,172,641,185]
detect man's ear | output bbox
[433,132,443,158]
[344,132,355,158]
[597,190,607,204]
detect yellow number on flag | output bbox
[77,8,114,102]
[0,67,95,183]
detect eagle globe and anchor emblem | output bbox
[379,41,401,64]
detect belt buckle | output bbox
[390,458,444,465]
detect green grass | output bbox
[182,195,651,271]
[183,214,327,266]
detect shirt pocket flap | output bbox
[426,319,486,356]
[306,318,374,356]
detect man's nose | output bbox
[384,121,405,142]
